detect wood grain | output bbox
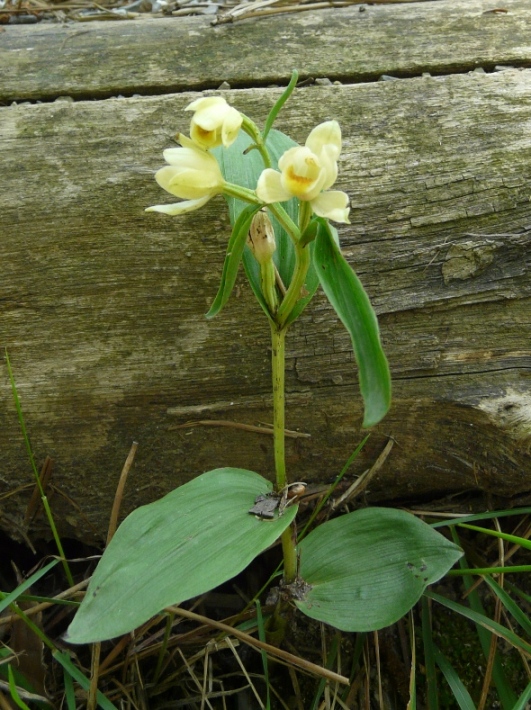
[1,0,531,101]
[1,10,530,541]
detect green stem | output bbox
[267,201,312,327]
[298,200,313,235]
[268,203,300,244]
[276,241,311,327]
[261,260,278,315]
[271,325,287,491]
[222,182,262,205]
[240,115,272,169]
[270,324,297,583]
[280,525,298,585]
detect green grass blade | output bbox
[310,632,339,710]
[53,652,118,710]
[0,560,59,615]
[63,666,77,710]
[450,528,518,709]
[448,565,531,576]
[8,665,31,710]
[255,601,270,710]
[421,596,439,710]
[4,348,40,480]
[425,590,531,656]
[298,434,369,541]
[4,349,73,586]
[407,613,417,710]
[457,522,531,551]
[431,507,531,529]
[512,680,531,710]
[431,645,476,710]
[482,574,531,636]
[506,579,531,605]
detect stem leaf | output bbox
[313,219,391,427]
[205,203,262,319]
[262,70,298,142]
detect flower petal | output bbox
[154,165,182,193]
[164,138,221,173]
[155,165,209,200]
[221,106,244,147]
[306,121,342,161]
[185,97,229,129]
[256,169,293,203]
[145,195,212,215]
[168,168,223,199]
[311,190,350,223]
[175,133,202,151]
[156,137,225,199]
[318,144,339,192]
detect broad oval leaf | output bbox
[313,219,391,427]
[66,468,297,644]
[295,507,463,632]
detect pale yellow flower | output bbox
[186,96,243,150]
[146,134,226,215]
[256,121,350,224]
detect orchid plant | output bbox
[66,72,462,645]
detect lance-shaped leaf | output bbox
[313,219,391,427]
[206,203,261,319]
[65,468,297,644]
[295,507,463,632]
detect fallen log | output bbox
[1,2,530,542]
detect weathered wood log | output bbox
[1,1,531,543]
[1,0,531,101]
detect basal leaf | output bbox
[313,220,391,427]
[66,468,297,644]
[295,507,463,632]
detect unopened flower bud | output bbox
[247,209,276,266]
